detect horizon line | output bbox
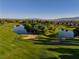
[0,16,79,20]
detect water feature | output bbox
[12,24,28,34]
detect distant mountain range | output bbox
[55,17,79,20]
[0,17,79,20]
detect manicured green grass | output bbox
[0,23,79,59]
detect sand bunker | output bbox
[18,34,38,40]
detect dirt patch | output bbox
[18,34,38,40]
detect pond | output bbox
[12,24,28,34]
[57,29,74,39]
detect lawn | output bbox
[0,23,79,59]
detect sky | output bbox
[0,0,79,19]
